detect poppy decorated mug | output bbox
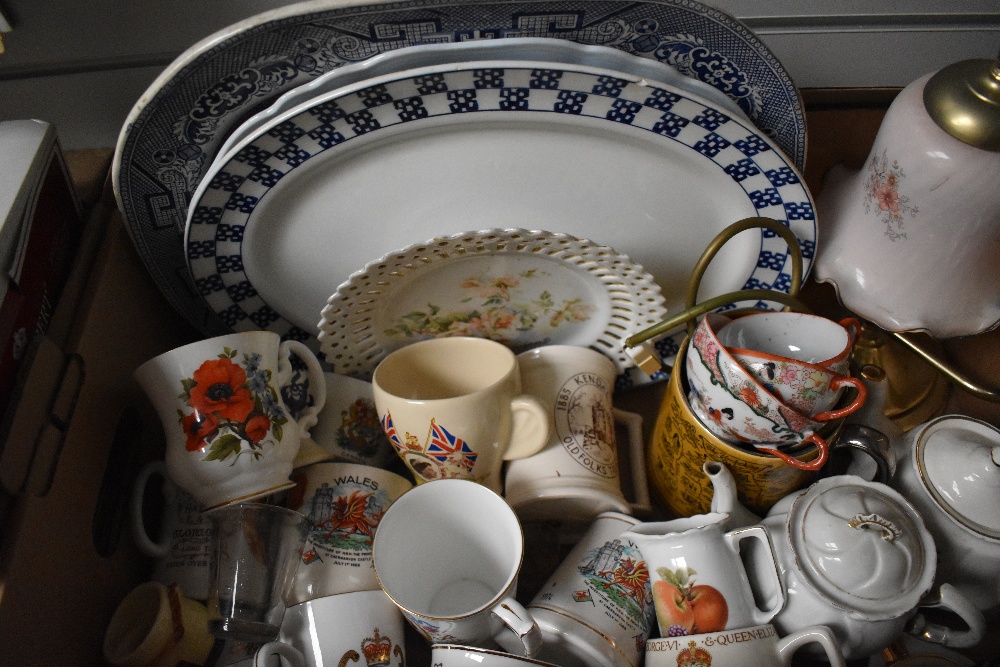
[371,337,549,494]
[134,331,327,510]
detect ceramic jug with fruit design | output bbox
[622,513,784,639]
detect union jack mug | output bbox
[371,336,549,493]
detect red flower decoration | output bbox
[189,357,255,422]
[182,411,219,452]
[245,413,271,444]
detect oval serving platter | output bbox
[317,229,669,387]
[114,0,807,337]
[184,64,816,380]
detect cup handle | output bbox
[613,408,651,513]
[278,340,328,434]
[254,641,305,667]
[763,432,829,471]
[907,583,986,649]
[502,396,550,461]
[840,317,862,347]
[130,461,173,558]
[775,625,846,667]
[491,596,542,657]
[813,375,867,421]
[724,525,785,626]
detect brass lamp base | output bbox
[851,321,951,432]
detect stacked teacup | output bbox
[685,311,866,471]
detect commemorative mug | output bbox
[372,478,542,656]
[130,461,213,600]
[371,337,549,493]
[622,514,784,637]
[647,335,823,518]
[279,590,406,667]
[309,373,397,468]
[134,331,327,510]
[528,511,654,667]
[505,345,649,522]
[644,623,845,667]
[286,462,412,604]
[103,581,214,667]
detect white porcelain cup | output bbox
[130,461,212,600]
[622,513,784,637]
[286,462,413,604]
[505,346,649,522]
[218,641,305,667]
[431,644,561,666]
[372,478,542,656]
[372,337,549,493]
[310,373,397,468]
[714,312,860,376]
[528,511,654,667]
[279,589,406,667]
[134,331,327,510]
[643,623,845,667]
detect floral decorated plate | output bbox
[113,0,807,337]
[214,36,747,165]
[317,229,668,386]
[185,63,815,379]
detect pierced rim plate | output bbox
[317,229,668,386]
[184,64,815,383]
[113,0,807,337]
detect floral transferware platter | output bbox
[214,36,747,164]
[317,229,668,385]
[113,0,807,337]
[184,64,815,381]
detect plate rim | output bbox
[112,0,808,337]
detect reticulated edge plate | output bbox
[184,64,816,386]
[114,0,807,337]
[317,229,669,387]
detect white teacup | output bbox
[134,331,327,510]
[286,462,412,604]
[372,478,542,656]
[279,590,406,667]
[643,623,845,667]
[714,311,860,376]
[130,461,212,600]
[372,337,549,493]
[505,345,649,523]
[432,644,562,666]
[528,511,654,667]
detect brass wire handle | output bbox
[624,216,808,358]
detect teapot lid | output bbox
[916,416,1000,539]
[788,476,936,619]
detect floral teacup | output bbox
[134,331,327,510]
[727,348,866,421]
[685,314,830,471]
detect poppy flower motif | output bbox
[182,411,219,452]
[177,347,289,463]
[189,357,255,423]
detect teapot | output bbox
[748,476,984,660]
[889,415,1000,610]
